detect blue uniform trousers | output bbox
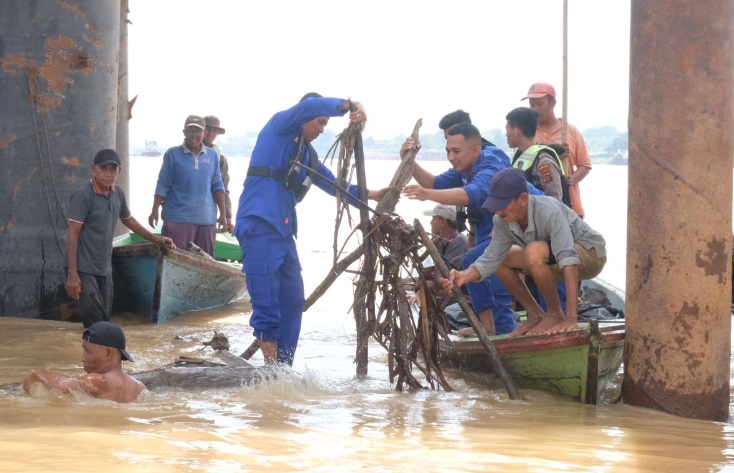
[461,238,515,335]
[238,217,304,366]
[527,278,568,313]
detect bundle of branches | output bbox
[367,214,453,391]
[308,119,452,391]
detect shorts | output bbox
[549,244,606,282]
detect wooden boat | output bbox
[111,235,247,323]
[127,229,242,262]
[141,140,162,157]
[437,278,625,404]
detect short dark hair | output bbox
[446,122,481,142]
[300,92,323,102]
[506,107,538,139]
[439,110,472,130]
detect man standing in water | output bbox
[149,115,227,256]
[523,82,592,218]
[235,93,385,366]
[441,168,607,336]
[66,149,174,328]
[23,321,146,402]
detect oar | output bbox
[561,0,570,175]
[414,219,522,400]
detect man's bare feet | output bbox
[457,327,475,337]
[457,325,496,338]
[506,316,543,338]
[545,318,584,334]
[526,314,564,335]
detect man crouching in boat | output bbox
[440,167,606,337]
[23,321,146,403]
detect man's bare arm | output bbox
[66,221,83,300]
[402,186,470,205]
[22,369,99,397]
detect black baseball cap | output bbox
[93,149,122,167]
[204,115,226,134]
[82,321,135,362]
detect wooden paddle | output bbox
[561,0,570,175]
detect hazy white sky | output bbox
[127,0,630,146]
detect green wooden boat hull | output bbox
[127,230,242,262]
[438,279,626,404]
[438,322,625,403]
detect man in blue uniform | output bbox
[234,93,384,366]
[402,122,524,336]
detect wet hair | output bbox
[439,110,472,130]
[300,92,323,102]
[446,122,481,143]
[506,107,538,139]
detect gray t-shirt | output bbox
[68,180,131,276]
[471,194,606,280]
[441,230,469,270]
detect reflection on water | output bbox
[2,161,734,471]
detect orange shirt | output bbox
[534,118,591,217]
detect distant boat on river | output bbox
[608,149,628,165]
[141,140,162,157]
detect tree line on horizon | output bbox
[134,126,628,163]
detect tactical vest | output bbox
[511,144,572,208]
[246,135,318,203]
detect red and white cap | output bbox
[521,82,556,100]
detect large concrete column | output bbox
[115,0,130,235]
[0,1,121,319]
[624,0,732,421]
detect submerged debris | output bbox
[202,331,230,351]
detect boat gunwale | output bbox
[439,323,625,356]
[112,242,245,278]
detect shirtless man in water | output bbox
[23,321,146,402]
[440,168,607,336]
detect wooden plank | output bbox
[216,350,255,368]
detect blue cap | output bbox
[483,167,528,212]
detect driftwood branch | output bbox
[305,118,423,309]
[413,219,522,400]
[354,128,373,375]
[216,349,255,368]
[375,118,422,214]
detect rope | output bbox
[27,71,67,257]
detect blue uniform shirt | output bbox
[433,144,511,243]
[235,97,362,238]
